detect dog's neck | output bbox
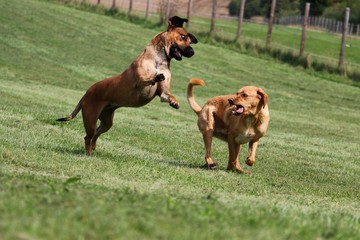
[150,32,172,63]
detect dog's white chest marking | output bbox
[235,130,255,144]
[142,59,166,78]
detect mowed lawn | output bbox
[1,0,360,239]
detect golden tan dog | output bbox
[187,78,270,173]
[57,16,197,155]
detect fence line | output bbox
[90,0,359,37]
[82,0,359,70]
[276,15,359,36]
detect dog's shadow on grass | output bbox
[54,147,219,171]
[54,147,85,156]
[159,159,221,171]
[54,148,120,160]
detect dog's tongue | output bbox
[236,107,244,114]
[232,106,244,115]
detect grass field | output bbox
[1,0,360,239]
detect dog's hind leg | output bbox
[202,130,218,169]
[82,101,106,156]
[91,107,117,151]
[200,109,217,169]
[83,122,97,156]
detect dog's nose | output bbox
[188,48,194,56]
[183,47,194,58]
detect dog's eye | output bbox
[241,93,248,98]
[181,34,188,41]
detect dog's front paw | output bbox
[168,96,179,109]
[206,162,218,170]
[152,73,165,85]
[245,157,255,166]
[227,166,250,174]
[169,100,180,109]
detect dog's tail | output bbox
[187,78,204,114]
[56,98,83,122]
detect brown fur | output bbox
[187,78,270,173]
[57,16,197,155]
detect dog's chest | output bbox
[234,129,255,144]
[232,118,256,144]
[141,57,168,77]
[140,47,169,76]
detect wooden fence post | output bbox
[336,21,340,33]
[339,7,350,69]
[186,0,192,28]
[349,24,352,35]
[97,0,100,5]
[210,0,216,34]
[145,0,150,20]
[165,0,170,24]
[128,0,133,15]
[111,0,116,8]
[266,0,276,47]
[235,0,246,41]
[299,2,310,56]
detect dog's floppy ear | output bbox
[257,88,268,108]
[188,33,198,44]
[168,16,188,30]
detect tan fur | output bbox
[187,78,270,173]
[57,17,197,155]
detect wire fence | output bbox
[276,16,360,36]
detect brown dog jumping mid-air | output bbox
[57,16,197,155]
[187,78,270,173]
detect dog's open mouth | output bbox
[170,45,194,61]
[170,45,183,60]
[232,105,244,115]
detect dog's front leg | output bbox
[160,91,179,109]
[157,76,179,109]
[246,140,259,166]
[227,135,247,174]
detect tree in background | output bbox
[229,0,359,24]
[263,0,301,18]
[299,0,329,16]
[276,0,300,16]
[228,0,300,18]
[322,1,360,24]
[228,0,266,18]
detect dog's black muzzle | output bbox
[181,46,194,58]
[170,44,195,61]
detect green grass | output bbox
[1,0,360,239]
[47,0,360,82]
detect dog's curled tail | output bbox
[187,78,204,114]
[56,98,83,122]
